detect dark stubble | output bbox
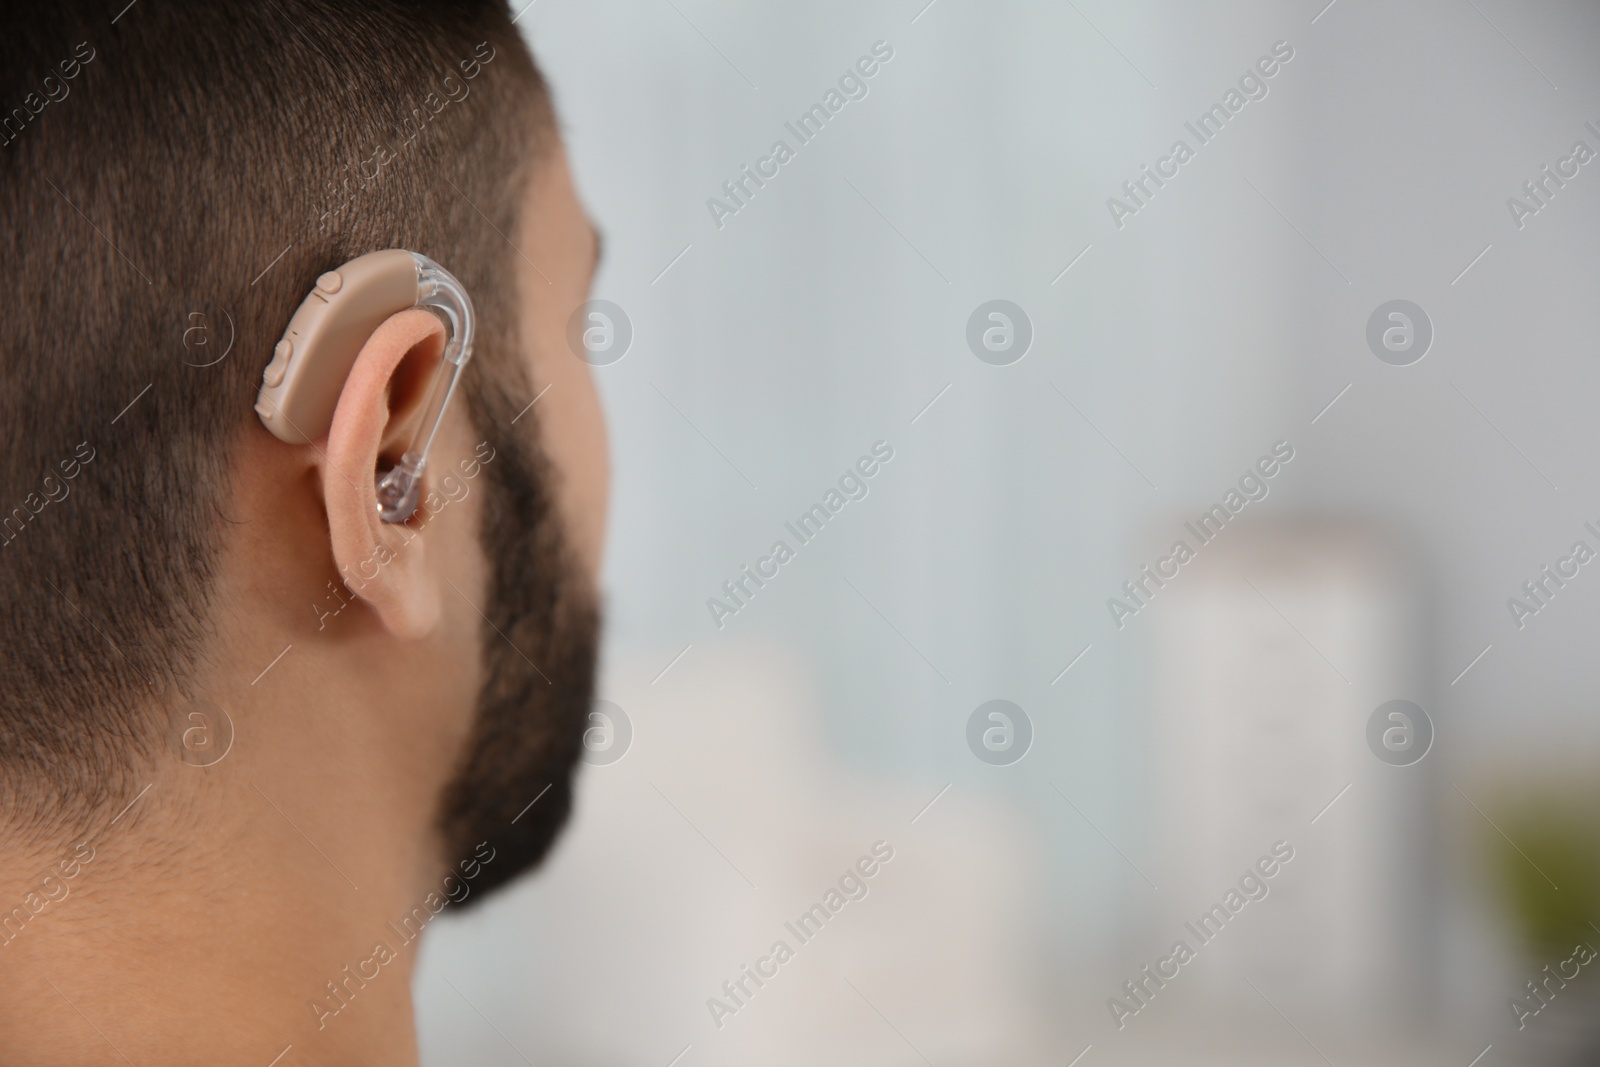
[434,398,601,902]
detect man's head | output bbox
[0,0,606,907]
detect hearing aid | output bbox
[254,249,476,523]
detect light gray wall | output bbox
[417,2,1600,1062]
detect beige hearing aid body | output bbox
[255,249,477,523]
[255,249,419,445]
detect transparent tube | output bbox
[375,253,476,523]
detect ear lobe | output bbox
[321,308,447,640]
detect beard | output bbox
[434,397,601,904]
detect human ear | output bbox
[320,308,448,640]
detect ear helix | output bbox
[373,254,476,522]
[254,250,477,524]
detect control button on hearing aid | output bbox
[316,270,343,294]
[262,339,292,387]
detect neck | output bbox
[0,678,452,1065]
[0,451,484,1065]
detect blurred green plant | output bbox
[1491,794,1600,958]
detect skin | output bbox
[0,145,605,1066]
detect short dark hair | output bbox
[0,0,555,830]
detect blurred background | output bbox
[415,1,1600,1063]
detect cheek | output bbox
[441,445,491,649]
[516,156,610,583]
[518,304,607,584]
[540,357,608,581]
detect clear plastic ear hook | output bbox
[374,253,476,523]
